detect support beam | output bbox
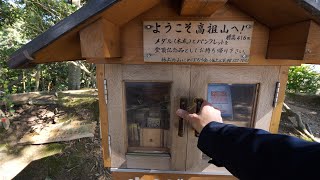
[80,18,120,59]
[267,21,311,60]
[267,20,320,64]
[269,66,289,133]
[304,21,320,64]
[180,0,227,16]
[96,64,111,167]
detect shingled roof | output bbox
[7,0,320,68]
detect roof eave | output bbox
[7,0,119,69]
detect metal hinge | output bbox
[104,79,108,105]
[273,82,280,107]
[108,135,111,157]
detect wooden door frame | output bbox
[186,65,281,174]
[105,64,190,171]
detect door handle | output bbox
[178,97,188,137]
[194,98,203,137]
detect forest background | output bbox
[0,0,319,103]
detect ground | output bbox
[278,93,320,140]
[0,90,111,180]
[0,90,319,180]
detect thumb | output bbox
[176,109,190,120]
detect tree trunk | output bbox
[68,0,81,7]
[22,70,26,93]
[68,62,81,90]
[35,66,40,91]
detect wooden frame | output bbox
[80,18,120,59]
[269,66,290,133]
[105,64,190,171]
[186,65,281,173]
[96,64,111,167]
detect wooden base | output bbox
[112,170,236,180]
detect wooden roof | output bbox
[7,0,320,68]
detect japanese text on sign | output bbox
[143,21,254,63]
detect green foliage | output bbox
[0,1,22,30]
[0,0,95,96]
[287,65,320,94]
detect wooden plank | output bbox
[229,0,312,28]
[140,128,163,147]
[105,64,126,168]
[126,155,171,170]
[80,18,120,59]
[143,21,254,63]
[267,21,311,60]
[112,171,237,180]
[115,1,303,66]
[122,65,173,81]
[180,0,227,16]
[96,64,111,167]
[269,66,289,133]
[171,65,191,171]
[33,0,161,63]
[304,21,320,64]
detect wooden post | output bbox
[269,66,289,133]
[80,17,122,167]
[96,64,111,167]
[180,0,227,16]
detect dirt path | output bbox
[0,90,111,180]
[278,93,320,140]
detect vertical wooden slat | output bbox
[269,66,289,133]
[96,64,111,167]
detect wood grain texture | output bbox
[112,171,237,180]
[107,64,189,170]
[126,155,171,170]
[180,0,228,16]
[229,0,312,28]
[186,65,280,172]
[105,64,126,168]
[117,1,303,66]
[171,65,191,170]
[96,64,111,167]
[140,128,163,147]
[304,21,320,64]
[80,18,120,59]
[267,21,311,60]
[33,0,160,63]
[269,66,289,133]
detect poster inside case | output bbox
[207,84,233,118]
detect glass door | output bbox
[106,64,190,171]
[186,66,281,174]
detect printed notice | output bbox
[143,21,254,63]
[207,84,233,118]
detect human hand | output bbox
[176,100,223,133]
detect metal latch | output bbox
[178,97,188,137]
[273,82,280,107]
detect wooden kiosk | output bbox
[8,0,320,179]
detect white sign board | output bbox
[143,21,254,63]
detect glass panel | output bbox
[125,82,171,153]
[203,83,257,160]
[207,84,257,126]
